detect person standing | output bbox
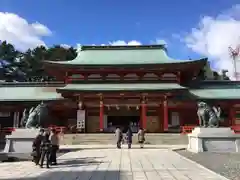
[49,128,59,165]
[126,127,133,149]
[115,127,123,149]
[39,131,51,168]
[137,128,145,148]
[32,128,44,165]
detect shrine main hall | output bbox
[0,45,239,133]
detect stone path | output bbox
[0,149,228,180]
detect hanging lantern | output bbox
[136,105,139,110]
[116,105,120,110]
[78,101,83,110]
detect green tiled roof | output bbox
[0,87,63,101]
[57,83,186,92]
[190,88,240,99]
[45,45,206,66]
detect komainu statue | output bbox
[25,102,49,128]
[20,108,29,127]
[197,102,222,128]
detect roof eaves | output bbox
[189,89,240,100]
[0,98,63,102]
[80,44,166,51]
[56,83,187,93]
[43,58,207,68]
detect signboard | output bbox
[77,110,85,129]
[0,112,10,117]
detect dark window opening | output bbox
[107,116,140,133]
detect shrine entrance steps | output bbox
[60,133,188,145]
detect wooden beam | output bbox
[72,92,171,97]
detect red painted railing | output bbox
[181,125,196,134]
[48,125,66,134]
[0,127,15,135]
[231,126,240,134]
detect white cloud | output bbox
[75,39,165,53]
[110,39,167,46]
[0,12,52,52]
[60,44,71,49]
[155,39,167,45]
[184,5,240,79]
[109,40,142,46]
[150,39,168,46]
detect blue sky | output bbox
[0,0,239,61]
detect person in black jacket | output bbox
[39,131,51,168]
[125,126,133,149]
[32,128,44,165]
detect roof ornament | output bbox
[78,101,83,110]
[76,44,82,54]
[136,106,139,110]
[229,41,240,80]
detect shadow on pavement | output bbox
[1,171,121,180]
[58,156,106,162]
[2,152,66,162]
[1,156,115,180]
[53,156,108,168]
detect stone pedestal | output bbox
[3,128,39,154]
[187,127,240,153]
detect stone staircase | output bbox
[60,133,188,145]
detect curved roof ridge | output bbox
[81,44,166,51]
[44,45,207,66]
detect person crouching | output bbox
[49,128,59,165]
[39,131,51,168]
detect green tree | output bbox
[0,41,19,62]
[0,42,77,81]
[0,41,24,81]
[46,45,77,61]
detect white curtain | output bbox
[171,112,180,126]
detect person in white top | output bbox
[137,128,145,148]
[49,128,59,165]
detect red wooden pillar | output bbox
[163,98,168,132]
[141,101,147,130]
[159,104,164,132]
[177,71,181,84]
[229,106,235,126]
[99,100,104,131]
[65,71,69,84]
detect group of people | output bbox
[32,128,59,168]
[31,126,144,168]
[115,127,145,149]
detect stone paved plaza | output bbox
[0,149,228,180]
